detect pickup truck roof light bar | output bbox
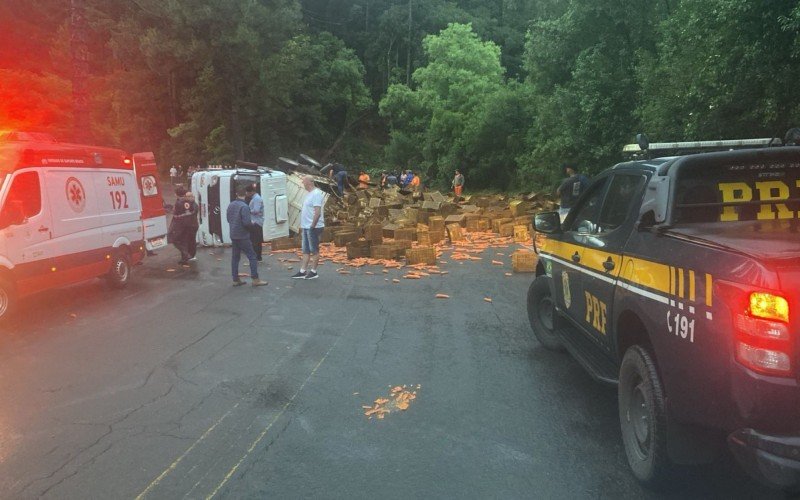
[623,138,782,155]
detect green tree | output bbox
[381,23,527,189]
[638,0,800,141]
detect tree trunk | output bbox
[70,0,90,143]
[231,101,244,161]
[406,0,412,85]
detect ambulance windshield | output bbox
[673,162,800,225]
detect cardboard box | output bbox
[334,231,358,247]
[321,227,335,243]
[382,223,399,238]
[466,217,490,232]
[371,244,403,260]
[403,208,419,223]
[512,251,537,272]
[514,224,530,243]
[499,222,516,237]
[447,223,465,242]
[445,214,466,227]
[509,200,531,217]
[417,230,431,246]
[395,227,417,241]
[428,216,446,232]
[364,224,383,243]
[406,246,437,265]
[492,218,514,233]
[425,191,446,204]
[346,239,372,259]
[271,235,301,250]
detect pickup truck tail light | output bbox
[718,282,794,377]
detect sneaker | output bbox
[304,271,319,280]
[232,280,246,287]
[251,279,269,287]
[291,271,307,279]
[188,256,197,262]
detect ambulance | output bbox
[192,168,290,246]
[0,132,147,321]
[132,152,168,252]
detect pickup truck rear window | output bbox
[673,162,800,224]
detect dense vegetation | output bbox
[2,0,800,190]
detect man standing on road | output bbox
[556,163,590,221]
[291,176,325,280]
[452,169,465,197]
[170,165,178,185]
[246,184,264,262]
[227,188,268,287]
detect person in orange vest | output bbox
[358,170,370,189]
[409,171,420,189]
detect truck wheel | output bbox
[526,275,563,351]
[619,345,672,486]
[0,277,16,323]
[107,250,131,289]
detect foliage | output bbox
[3,0,800,189]
[380,23,527,189]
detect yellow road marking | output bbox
[706,274,713,307]
[135,402,242,500]
[205,338,340,499]
[689,270,696,302]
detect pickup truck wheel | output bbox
[0,277,16,323]
[527,275,564,351]
[619,345,672,486]
[106,251,131,289]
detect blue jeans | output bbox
[335,170,347,196]
[231,238,259,281]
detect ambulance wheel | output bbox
[107,250,131,289]
[619,345,672,486]
[527,275,564,351]
[0,277,16,323]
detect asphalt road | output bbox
[0,243,783,499]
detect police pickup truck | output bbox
[528,135,800,491]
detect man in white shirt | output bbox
[169,165,178,185]
[292,176,325,280]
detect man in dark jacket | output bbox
[226,188,268,287]
[171,187,199,265]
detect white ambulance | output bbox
[131,152,169,252]
[0,132,146,321]
[192,169,290,246]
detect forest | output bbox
[2,0,800,190]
